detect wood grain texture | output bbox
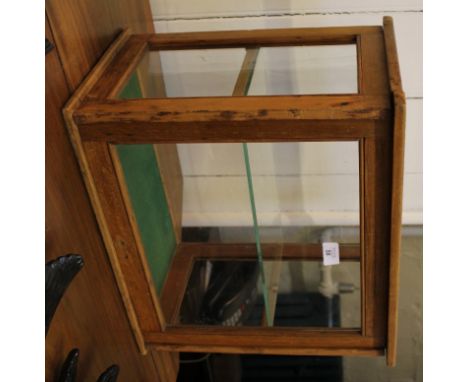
[45,16,160,382]
[358,29,390,96]
[46,0,179,379]
[74,95,389,144]
[232,48,259,96]
[86,36,148,100]
[140,26,381,50]
[383,15,406,368]
[145,326,384,350]
[76,94,390,124]
[151,344,384,357]
[59,18,405,367]
[62,30,152,354]
[82,140,165,334]
[46,0,154,91]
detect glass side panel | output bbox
[122,44,358,98]
[179,259,361,328]
[116,76,177,294]
[248,45,358,95]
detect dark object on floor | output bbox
[241,354,342,382]
[45,254,84,335]
[241,292,342,382]
[199,261,259,326]
[97,365,120,382]
[58,349,80,382]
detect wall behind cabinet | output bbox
[149,1,423,227]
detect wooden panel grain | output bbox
[151,344,383,357]
[46,0,154,91]
[142,26,381,50]
[359,29,390,96]
[46,0,180,378]
[86,36,149,100]
[74,95,389,143]
[179,242,361,261]
[76,95,389,125]
[145,326,384,350]
[82,140,165,335]
[45,16,160,382]
[383,15,406,367]
[361,121,393,349]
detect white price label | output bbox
[322,242,340,266]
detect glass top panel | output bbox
[248,45,358,95]
[122,44,358,98]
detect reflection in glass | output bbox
[179,259,360,328]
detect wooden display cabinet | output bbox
[64,16,405,367]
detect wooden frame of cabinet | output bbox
[64,16,405,366]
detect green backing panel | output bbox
[116,73,176,292]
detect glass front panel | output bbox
[116,44,362,329]
[179,142,360,240]
[177,141,361,328]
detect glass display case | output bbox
[64,16,405,366]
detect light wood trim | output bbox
[145,327,383,350]
[82,141,164,331]
[160,247,195,324]
[358,29,390,96]
[383,17,405,100]
[150,344,384,357]
[63,29,131,110]
[109,145,167,328]
[232,48,259,96]
[137,26,382,50]
[86,35,148,100]
[75,94,390,126]
[62,29,149,354]
[362,127,392,343]
[383,15,406,367]
[261,259,282,327]
[180,242,361,261]
[359,139,367,336]
[74,96,389,144]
